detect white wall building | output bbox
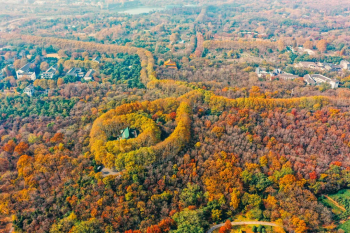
[16,63,36,80]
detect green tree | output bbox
[171,208,208,233]
[179,183,203,207]
[71,219,103,233]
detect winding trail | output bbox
[207,221,281,233]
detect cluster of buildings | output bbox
[256,68,299,81]
[11,56,100,97]
[256,65,340,89]
[303,74,339,89]
[294,61,348,72]
[255,59,350,89]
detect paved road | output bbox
[207,221,281,233]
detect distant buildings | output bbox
[256,67,298,80]
[256,66,339,88]
[16,63,36,80]
[303,74,339,89]
[66,67,85,78]
[84,69,95,81]
[295,61,342,72]
[23,84,35,96]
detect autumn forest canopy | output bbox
[3,0,350,233]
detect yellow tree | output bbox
[303,40,313,49]
[316,39,328,53]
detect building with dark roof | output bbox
[41,65,57,79]
[16,63,36,80]
[84,69,96,81]
[66,67,85,78]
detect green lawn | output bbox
[321,197,343,216]
[339,219,350,232]
[330,189,350,199]
[320,189,350,231]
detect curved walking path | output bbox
[207,221,281,233]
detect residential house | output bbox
[92,56,101,63]
[66,67,85,78]
[41,65,57,79]
[16,63,36,80]
[303,74,339,89]
[164,59,177,69]
[318,62,342,72]
[23,84,35,97]
[84,69,95,81]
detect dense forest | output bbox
[2,0,350,233]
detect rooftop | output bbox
[19,63,32,73]
[24,84,34,91]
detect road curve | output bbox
[207,221,281,233]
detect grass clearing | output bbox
[321,197,344,215]
[339,219,350,232]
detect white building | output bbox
[303,74,339,89]
[255,67,269,78]
[41,65,57,79]
[16,63,36,80]
[23,84,35,97]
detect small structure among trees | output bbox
[119,127,138,140]
[164,59,177,69]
